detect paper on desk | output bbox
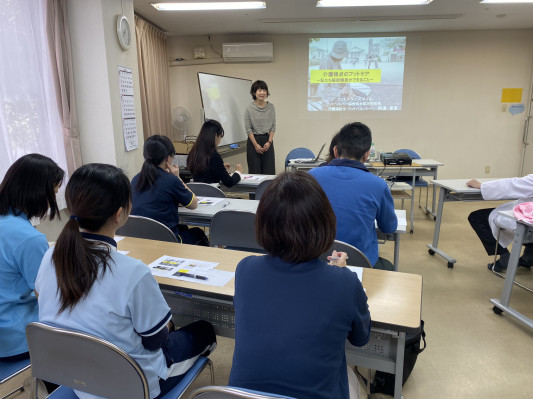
[240,174,265,181]
[197,197,227,206]
[346,266,363,282]
[114,236,125,242]
[147,255,234,287]
[118,250,129,255]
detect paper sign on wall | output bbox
[501,88,523,103]
[118,66,137,151]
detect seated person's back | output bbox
[0,154,64,360]
[131,135,208,246]
[187,120,242,187]
[229,171,371,399]
[309,122,397,266]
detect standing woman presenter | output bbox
[245,80,276,174]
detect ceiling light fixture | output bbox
[151,2,266,11]
[480,0,533,3]
[317,0,433,6]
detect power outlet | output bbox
[485,165,491,174]
[502,104,509,112]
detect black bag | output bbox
[359,320,426,396]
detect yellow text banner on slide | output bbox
[310,69,381,84]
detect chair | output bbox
[209,210,264,253]
[393,149,429,209]
[188,183,227,198]
[0,357,31,399]
[25,322,213,399]
[116,215,178,243]
[189,385,296,399]
[254,179,274,201]
[284,148,315,170]
[319,240,372,268]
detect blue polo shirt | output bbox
[131,167,194,238]
[0,212,48,357]
[230,255,371,399]
[309,159,397,265]
[36,240,172,399]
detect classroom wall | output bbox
[68,0,144,178]
[167,30,533,179]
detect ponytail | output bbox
[53,217,112,314]
[52,164,131,314]
[136,135,176,192]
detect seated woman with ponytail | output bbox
[35,164,217,399]
[187,119,242,187]
[131,134,208,246]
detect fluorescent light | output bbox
[480,0,533,3]
[152,2,266,11]
[317,0,433,6]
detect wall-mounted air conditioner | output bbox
[222,42,273,63]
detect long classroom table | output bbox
[118,237,423,399]
[427,179,514,268]
[179,199,407,271]
[288,160,444,233]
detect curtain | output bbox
[0,0,68,184]
[46,0,82,177]
[135,15,172,140]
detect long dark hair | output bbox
[187,120,224,176]
[136,135,176,192]
[52,164,131,314]
[0,154,64,220]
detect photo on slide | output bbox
[308,37,406,112]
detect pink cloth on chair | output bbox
[513,202,533,224]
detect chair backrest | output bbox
[188,183,227,198]
[394,148,421,159]
[189,385,296,399]
[319,240,372,268]
[210,210,263,252]
[254,179,274,201]
[26,322,149,399]
[116,215,178,243]
[284,148,315,167]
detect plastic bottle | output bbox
[370,142,376,160]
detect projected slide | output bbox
[308,37,406,112]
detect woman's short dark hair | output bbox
[136,135,176,192]
[0,153,64,220]
[187,119,224,176]
[325,132,339,164]
[250,80,270,100]
[53,163,132,314]
[256,171,336,263]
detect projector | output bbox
[380,152,412,166]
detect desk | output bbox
[180,199,407,271]
[288,159,444,233]
[426,179,513,268]
[490,211,533,330]
[221,174,275,195]
[118,237,423,399]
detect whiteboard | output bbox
[197,73,252,147]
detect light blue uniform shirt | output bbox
[0,212,48,357]
[36,244,172,399]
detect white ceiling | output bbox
[133,0,533,37]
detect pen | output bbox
[177,272,208,280]
[329,256,349,261]
[222,200,230,208]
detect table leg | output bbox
[490,222,533,329]
[427,187,456,267]
[393,233,400,271]
[409,171,415,234]
[423,167,438,218]
[393,332,406,399]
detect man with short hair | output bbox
[309,122,397,268]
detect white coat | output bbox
[481,174,533,247]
